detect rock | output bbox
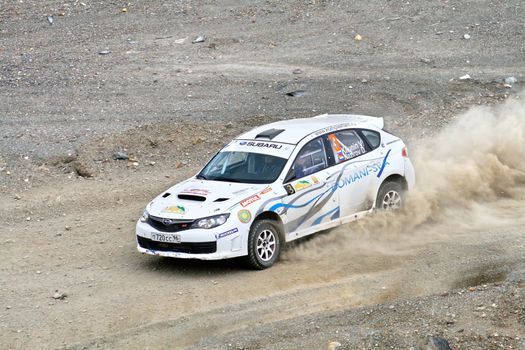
[38,164,50,173]
[98,50,111,55]
[459,74,471,80]
[463,33,471,39]
[293,68,304,74]
[14,194,21,200]
[65,226,72,231]
[72,161,93,178]
[192,136,205,145]
[327,341,342,350]
[286,90,307,97]
[192,35,206,44]
[420,58,432,64]
[354,34,362,41]
[174,38,187,44]
[47,15,54,25]
[113,151,129,160]
[415,336,452,350]
[504,76,518,85]
[52,291,67,300]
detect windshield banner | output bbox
[223,140,295,158]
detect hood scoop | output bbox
[162,192,171,198]
[178,194,206,202]
[214,198,230,202]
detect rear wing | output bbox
[357,115,384,129]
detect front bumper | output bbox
[135,220,248,260]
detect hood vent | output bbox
[214,198,229,202]
[162,193,171,198]
[255,128,284,140]
[178,194,206,202]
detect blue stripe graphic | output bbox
[377,149,391,178]
[312,206,340,226]
[269,192,324,212]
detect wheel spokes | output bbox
[256,229,276,261]
[382,191,401,210]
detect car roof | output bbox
[235,114,384,145]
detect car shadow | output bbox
[135,254,251,275]
[132,228,337,275]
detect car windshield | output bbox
[197,151,287,184]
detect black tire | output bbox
[375,181,404,210]
[245,220,281,270]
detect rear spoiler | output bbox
[358,115,384,129]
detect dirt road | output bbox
[1,1,524,349]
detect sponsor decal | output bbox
[311,176,319,184]
[260,187,272,195]
[270,154,391,213]
[163,205,186,215]
[237,209,252,223]
[241,194,261,207]
[284,184,296,195]
[180,188,210,196]
[332,160,389,191]
[312,123,354,136]
[293,180,312,191]
[237,141,282,149]
[215,227,239,239]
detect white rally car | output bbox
[136,114,415,269]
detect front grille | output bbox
[146,216,194,232]
[137,236,217,254]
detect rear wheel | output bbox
[245,220,281,270]
[376,181,404,210]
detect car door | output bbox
[326,129,382,217]
[271,137,340,240]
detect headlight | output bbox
[140,210,149,222]
[192,214,229,229]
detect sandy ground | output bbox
[1,1,524,349]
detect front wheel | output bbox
[376,181,404,210]
[245,220,281,270]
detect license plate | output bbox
[150,232,181,243]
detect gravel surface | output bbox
[0,1,524,349]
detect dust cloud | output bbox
[284,95,525,260]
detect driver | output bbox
[258,155,280,178]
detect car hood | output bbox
[147,178,268,219]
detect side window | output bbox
[327,130,367,164]
[286,137,328,182]
[360,129,381,149]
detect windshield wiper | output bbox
[196,174,208,180]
